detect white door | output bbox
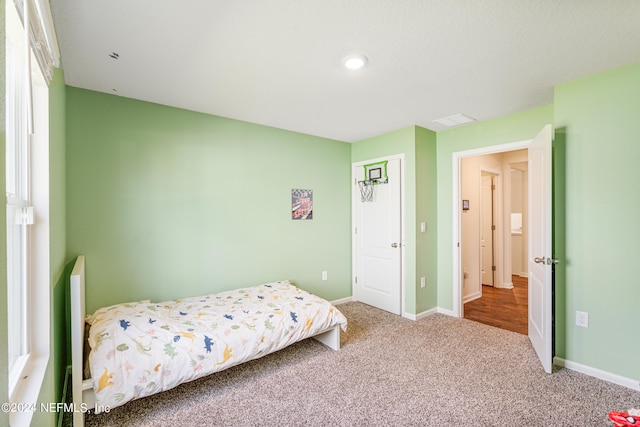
[528,124,553,373]
[353,158,402,315]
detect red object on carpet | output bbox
[609,411,640,427]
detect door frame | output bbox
[351,153,406,316]
[452,140,530,318]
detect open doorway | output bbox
[452,126,554,372]
[460,150,529,334]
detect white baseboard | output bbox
[436,307,456,317]
[495,282,513,289]
[463,291,481,303]
[554,357,640,392]
[405,307,454,320]
[332,296,354,306]
[406,307,438,321]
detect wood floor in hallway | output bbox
[463,275,528,335]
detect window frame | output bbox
[6,0,33,396]
[5,2,52,425]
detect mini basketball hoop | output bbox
[358,180,375,202]
[357,160,389,202]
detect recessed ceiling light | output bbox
[433,113,476,127]
[342,54,368,70]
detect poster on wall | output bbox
[292,189,313,220]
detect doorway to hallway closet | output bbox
[351,155,404,316]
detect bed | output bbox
[70,256,347,426]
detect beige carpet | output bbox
[83,302,639,426]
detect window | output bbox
[5,1,55,424]
[6,0,33,394]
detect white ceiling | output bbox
[49,0,640,142]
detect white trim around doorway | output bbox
[452,140,531,318]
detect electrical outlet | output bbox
[576,311,589,328]
[420,277,426,288]
[322,271,328,281]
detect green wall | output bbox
[553,62,640,380]
[32,67,68,427]
[435,105,554,310]
[66,88,352,313]
[415,126,438,313]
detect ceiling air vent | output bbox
[433,113,476,127]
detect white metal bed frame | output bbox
[69,255,341,426]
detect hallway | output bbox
[464,275,528,335]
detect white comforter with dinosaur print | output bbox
[86,280,347,412]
